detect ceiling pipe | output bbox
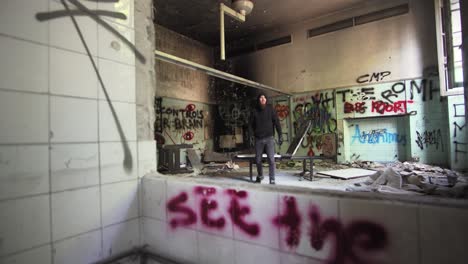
[220,1,254,60]
[154,49,291,96]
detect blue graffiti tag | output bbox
[351,125,406,145]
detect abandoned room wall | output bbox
[284,77,454,167]
[447,95,468,170]
[0,0,156,263]
[155,25,215,104]
[230,0,435,93]
[142,176,468,264]
[228,0,466,168]
[155,97,214,156]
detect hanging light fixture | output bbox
[231,0,254,16]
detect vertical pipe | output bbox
[220,3,225,60]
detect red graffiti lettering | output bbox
[195,187,225,229]
[309,205,388,264]
[344,102,366,114]
[371,100,413,114]
[167,192,197,228]
[274,196,301,248]
[226,189,260,237]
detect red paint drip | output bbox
[273,196,301,248]
[309,205,388,264]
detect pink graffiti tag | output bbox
[194,187,225,229]
[167,192,197,228]
[226,189,260,236]
[309,206,388,264]
[273,196,302,248]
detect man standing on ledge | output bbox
[250,93,283,184]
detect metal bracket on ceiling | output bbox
[220,3,246,60]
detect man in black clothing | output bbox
[250,93,283,184]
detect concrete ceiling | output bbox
[154,0,372,46]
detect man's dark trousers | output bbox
[255,136,275,182]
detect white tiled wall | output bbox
[51,187,101,241]
[99,58,136,103]
[0,195,50,256]
[0,145,49,200]
[49,47,99,98]
[103,219,140,258]
[0,36,48,93]
[49,0,98,55]
[98,0,135,29]
[1,245,52,264]
[50,143,100,192]
[99,100,137,141]
[100,141,138,184]
[53,230,103,264]
[0,0,49,44]
[101,180,139,226]
[0,0,157,263]
[0,92,48,143]
[50,96,98,142]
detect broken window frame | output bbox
[435,0,464,96]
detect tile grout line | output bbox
[0,178,140,204]
[0,140,139,147]
[0,87,137,105]
[96,7,105,258]
[46,1,55,261]
[0,22,137,66]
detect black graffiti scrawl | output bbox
[415,129,444,151]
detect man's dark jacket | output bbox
[250,97,282,139]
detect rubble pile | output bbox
[346,161,468,198]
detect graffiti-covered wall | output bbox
[142,176,468,264]
[338,77,448,165]
[288,90,337,157]
[448,96,468,170]
[285,76,465,169]
[155,97,213,151]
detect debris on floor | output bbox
[345,162,468,198]
[202,150,232,163]
[200,161,240,175]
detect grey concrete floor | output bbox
[196,166,368,191]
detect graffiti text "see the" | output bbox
[167,188,388,264]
